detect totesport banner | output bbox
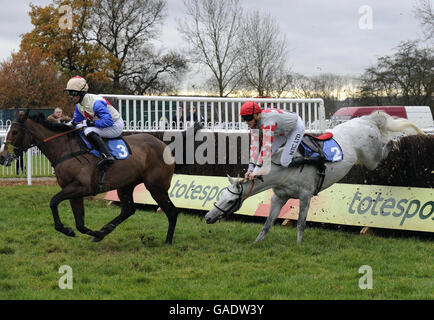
[105,174,434,233]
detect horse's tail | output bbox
[368,111,426,136]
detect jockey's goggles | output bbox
[241,114,254,122]
[67,90,81,97]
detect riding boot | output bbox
[288,156,324,168]
[86,132,115,168]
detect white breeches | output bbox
[275,118,305,167]
[84,118,124,138]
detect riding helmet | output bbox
[65,76,89,93]
[240,101,262,115]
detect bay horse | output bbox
[205,111,426,243]
[0,110,193,244]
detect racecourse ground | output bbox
[0,184,432,299]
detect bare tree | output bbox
[125,49,188,95]
[86,0,168,90]
[178,0,244,97]
[292,73,348,115]
[268,70,293,98]
[238,11,291,97]
[359,40,434,111]
[414,0,434,41]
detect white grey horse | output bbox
[205,111,425,243]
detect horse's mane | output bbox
[29,113,72,132]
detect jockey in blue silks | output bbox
[64,76,124,167]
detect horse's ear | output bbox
[14,108,20,120]
[22,109,30,121]
[227,174,235,185]
[16,109,30,123]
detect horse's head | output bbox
[0,110,33,166]
[205,175,247,224]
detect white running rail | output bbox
[100,95,326,133]
[1,96,326,184]
[0,147,54,184]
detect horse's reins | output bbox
[9,120,86,168]
[11,120,81,149]
[243,179,255,200]
[43,127,82,143]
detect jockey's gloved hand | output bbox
[252,163,270,177]
[75,122,87,129]
[65,121,74,127]
[84,119,95,127]
[244,170,254,180]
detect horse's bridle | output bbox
[7,119,80,157]
[213,179,255,217]
[8,120,41,156]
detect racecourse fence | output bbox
[100,95,326,133]
[0,96,326,183]
[0,147,53,183]
[1,120,53,181]
[2,95,431,185]
[0,119,11,131]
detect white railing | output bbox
[101,95,326,134]
[0,119,11,131]
[1,95,326,184]
[0,147,54,184]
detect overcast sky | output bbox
[0,0,426,79]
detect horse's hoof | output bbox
[65,228,76,237]
[55,226,75,237]
[90,230,105,242]
[255,233,265,242]
[91,236,103,242]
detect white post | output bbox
[318,100,326,132]
[27,148,32,186]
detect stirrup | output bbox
[287,156,325,168]
[97,154,115,168]
[287,157,308,167]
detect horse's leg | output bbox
[69,198,103,239]
[146,184,179,245]
[255,193,287,242]
[50,182,89,237]
[51,192,75,237]
[91,184,137,242]
[161,198,179,245]
[297,194,312,244]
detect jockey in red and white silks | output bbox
[240,101,305,180]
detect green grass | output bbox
[0,185,432,299]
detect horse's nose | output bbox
[204,214,212,224]
[205,214,216,224]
